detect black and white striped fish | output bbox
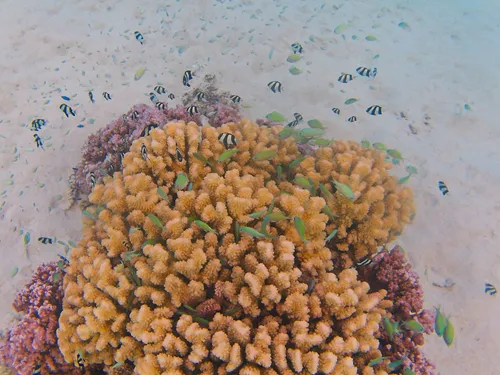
[33,363,42,374]
[176,147,183,162]
[187,105,199,116]
[293,113,303,122]
[155,102,166,110]
[195,91,205,101]
[141,144,148,161]
[332,108,340,115]
[366,105,383,116]
[88,90,95,103]
[89,172,96,188]
[485,283,497,295]
[122,240,132,252]
[218,133,237,149]
[356,66,377,78]
[356,256,373,267]
[131,110,139,120]
[31,119,46,131]
[134,31,144,44]
[347,116,357,123]
[268,80,283,93]
[58,254,70,266]
[119,152,126,166]
[438,181,449,195]
[149,92,159,104]
[33,134,44,149]
[38,237,54,245]
[291,42,303,54]
[141,124,158,137]
[107,164,114,175]
[286,119,299,128]
[230,94,241,103]
[154,85,167,94]
[102,92,112,101]
[338,73,354,83]
[168,93,175,100]
[122,114,128,122]
[76,352,85,372]
[59,104,76,117]
[183,70,193,87]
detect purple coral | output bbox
[0,263,79,375]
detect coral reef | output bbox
[0,263,80,375]
[57,120,400,374]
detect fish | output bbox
[194,220,216,233]
[338,73,354,83]
[366,105,383,116]
[141,144,148,161]
[58,254,70,266]
[76,351,85,372]
[195,91,205,101]
[372,67,378,77]
[356,66,376,77]
[122,115,128,122]
[286,119,299,128]
[122,240,132,252]
[240,226,266,238]
[382,317,399,341]
[402,319,425,333]
[183,70,193,87]
[332,179,355,200]
[59,103,76,117]
[154,85,167,94]
[291,42,303,54]
[485,282,497,295]
[434,307,447,337]
[443,318,454,346]
[31,118,46,131]
[134,31,144,44]
[33,363,42,374]
[175,173,189,189]
[293,216,308,243]
[347,116,357,122]
[230,94,241,103]
[218,133,237,149]
[141,124,158,137]
[438,181,449,195]
[119,152,126,165]
[268,80,283,93]
[107,164,114,176]
[155,102,166,110]
[356,257,373,267]
[253,150,277,161]
[175,147,183,162]
[88,90,95,103]
[38,237,53,244]
[326,228,338,241]
[102,92,112,101]
[131,110,139,120]
[33,134,44,149]
[89,172,96,188]
[149,92,159,104]
[187,105,199,116]
[293,113,303,121]
[331,108,340,115]
[168,93,175,100]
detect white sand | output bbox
[1,0,499,373]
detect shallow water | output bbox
[1,0,499,374]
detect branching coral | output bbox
[57,120,401,375]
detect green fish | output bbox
[368,357,387,366]
[193,152,214,168]
[293,216,307,243]
[382,317,399,341]
[402,319,424,333]
[265,211,289,221]
[112,362,125,369]
[240,226,266,238]
[321,205,337,220]
[333,180,355,200]
[403,368,416,375]
[372,142,387,150]
[294,176,312,189]
[82,210,97,220]
[326,228,338,241]
[344,98,359,105]
[266,111,287,122]
[387,149,403,159]
[434,307,447,337]
[312,138,332,146]
[293,133,310,144]
[253,150,277,161]
[249,210,267,219]
[387,359,404,371]
[319,183,333,200]
[278,127,295,139]
[307,119,324,129]
[406,165,418,175]
[398,174,411,184]
[218,148,239,163]
[289,156,306,169]
[260,216,277,238]
[147,213,164,229]
[360,140,371,148]
[298,128,324,138]
[174,173,189,190]
[443,318,454,346]
[53,272,61,282]
[234,221,240,242]
[276,165,283,181]
[194,220,216,233]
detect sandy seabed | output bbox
[0,0,499,374]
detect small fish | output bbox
[331,108,340,115]
[443,318,454,346]
[88,90,95,103]
[338,73,354,83]
[438,181,449,195]
[59,103,76,117]
[253,150,277,161]
[218,133,237,149]
[141,124,158,137]
[195,91,205,101]
[485,283,497,295]
[366,105,383,116]
[382,317,399,341]
[187,105,199,116]
[58,254,70,266]
[240,226,266,238]
[102,92,112,101]
[154,85,167,94]
[293,216,308,243]
[149,92,159,104]
[402,319,425,333]
[38,236,54,244]
[155,102,166,110]
[141,144,148,161]
[122,240,132,252]
[89,172,96,188]
[291,42,303,54]
[347,116,357,123]
[230,94,241,103]
[371,68,378,77]
[268,80,283,93]
[131,110,139,120]
[326,228,338,241]
[333,179,355,200]
[183,70,193,87]
[286,119,299,128]
[434,307,447,337]
[175,147,183,162]
[33,134,44,149]
[293,113,303,121]
[33,363,42,374]
[119,152,125,165]
[134,31,144,44]
[194,219,216,233]
[356,257,373,267]
[168,93,175,100]
[31,118,46,131]
[356,66,373,77]
[175,173,189,189]
[76,351,85,372]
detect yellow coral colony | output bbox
[57,119,411,375]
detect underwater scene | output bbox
[0,0,498,374]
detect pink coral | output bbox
[0,263,79,375]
